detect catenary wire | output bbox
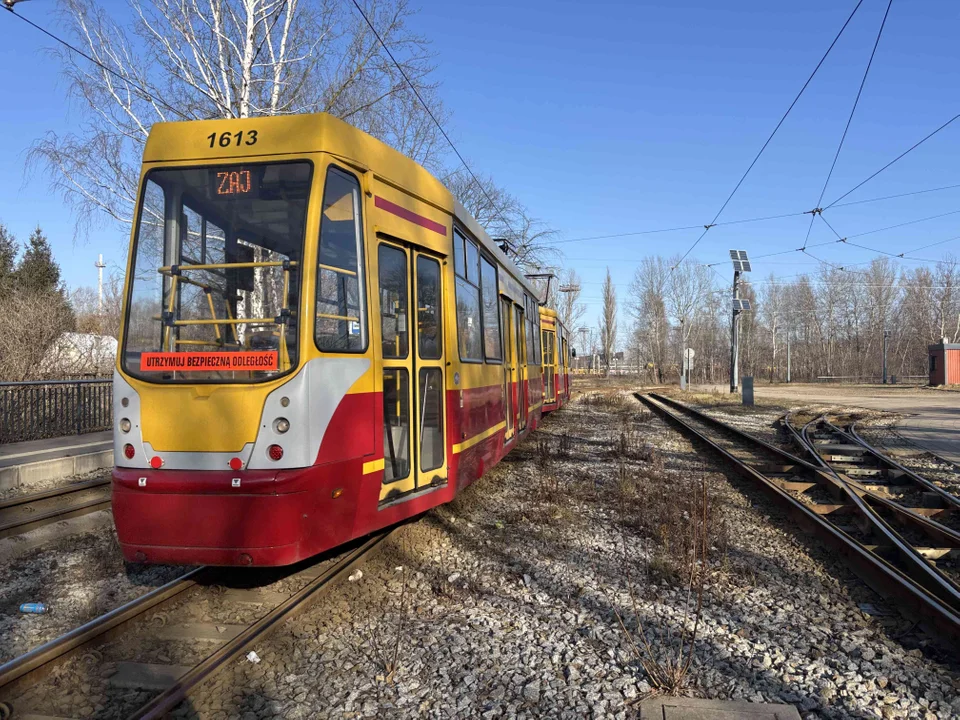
[802,0,894,250]
[2,6,191,121]
[671,0,866,268]
[826,114,960,208]
[829,182,960,210]
[347,0,520,243]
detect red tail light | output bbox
[123,444,135,459]
[268,444,284,461]
[150,456,163,469]
[229,457,243,471]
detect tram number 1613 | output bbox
[207,130,259,148]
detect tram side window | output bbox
[480,257,501,362]
[454,229,482,361]
[316,167,366,352]
[525,296,540,366]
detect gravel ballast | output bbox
[161,389,960,719]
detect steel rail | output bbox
[668,399,960,610]
[129,531,392,719]
[845,421,960,512]
[0,568,205,689]
[0,478,110,511]
[784,413,960,547]
[0,494,112,539]
[639,393,960,645]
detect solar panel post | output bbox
[728,249,751,395]
[730,268,740,394]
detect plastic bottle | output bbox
[19,603,48,614]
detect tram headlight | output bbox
[273,417,290,434]
[119,418,132,433]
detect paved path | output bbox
[0,431,112,469]
[694,384,960,464]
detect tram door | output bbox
[501,297,515,441]
[378,239,447,502]
[515,305,527,431]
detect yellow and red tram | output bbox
[112,113,554,566]
[539,307,571,413]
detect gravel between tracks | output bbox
[166,389,959,720]
[0,510,189,663]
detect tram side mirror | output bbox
[571,348,577,358]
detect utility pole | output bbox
[729,250,752,393]
[882,329,890,384]
[95,253,106,314]
[730,270,740,393]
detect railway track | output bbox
[0,478,111,540]
[784,413,960,538]
[0,532,391,718]
[636,392,960,649]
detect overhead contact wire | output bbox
[671,0,866,268]
[2,7,191,121]
[347,0,520,242]
[802,0,894,250]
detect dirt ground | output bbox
[689,382,960,464]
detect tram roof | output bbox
[143,113,542,300]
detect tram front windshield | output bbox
[122,161,312,383]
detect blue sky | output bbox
[2,0,959,324]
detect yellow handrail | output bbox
[172,318,280,326]
[319,263,357,277]
[158,260,298,273]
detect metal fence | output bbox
[0,379,112,444]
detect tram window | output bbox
[480,257,501,361]
[453,228,482,362]
[525,296,539,366]
[383,368,410,483]
[206,221,226,265]
[453,230,466,277]
[316,167,366,352]
[465,237,480,285]
[419,368,444,472]
[379,244,409,359]
[417,256,442,360]
[456,276,483,361]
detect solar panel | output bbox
[729,250,752,273]
[733,298,753,312]
[741,298,752,310]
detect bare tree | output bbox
[443,168,558,271]
[0,292,76,381]
[31,0,447,233]
[666,258,712,371]
[71,271,125,337]
[629,256,670,382]
[600,267,617,374]
[556,268,586,331]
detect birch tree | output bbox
[31,0,447,233]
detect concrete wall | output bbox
[0,450,114,491]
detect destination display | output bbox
[213,168,258,197]
[139,351,278,372]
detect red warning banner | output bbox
[140,351,279,372]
